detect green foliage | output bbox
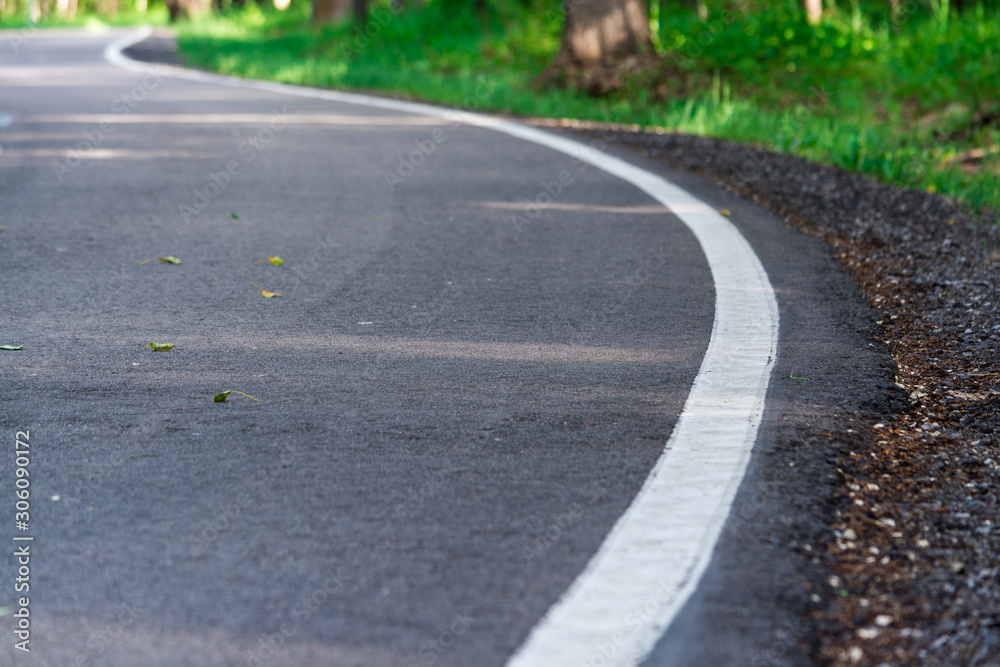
[170,0,999,217]
[0,0,169,26]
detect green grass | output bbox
[0,4,169,29]
[120,0,1000,216]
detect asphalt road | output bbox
[0,28,901,667]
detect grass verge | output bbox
[171,0,1000,216]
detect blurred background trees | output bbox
[4,0,994,34]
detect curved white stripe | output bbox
[106,30,779,666]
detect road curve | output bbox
[108,28,780,667]
[0,27,788,667]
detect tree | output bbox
[55,0,79,19]
[540,0,654,94]
[804,0,822,24]
[678,0,707,20]
[313,0,350,23]
[354,0,369,24]
[165,0,210,21]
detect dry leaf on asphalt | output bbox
[139,256,181,266]
[214,390,259,403]
[254,283,281,298]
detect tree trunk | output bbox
[562,0,651,65]
[804,0,822,24]
[165,0,210,21]
[313,0,350,24]
[540,0,653,94]
[353,0,368,24]
[675,0,706,19]
[56,0,77,18]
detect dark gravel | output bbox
[126,35,1000,666]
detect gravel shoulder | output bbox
[570,125,1000,667]
[126,36,1000,666]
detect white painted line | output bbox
[106,29,779,667]
[0,112,11,158]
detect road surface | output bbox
[0,27,893,667]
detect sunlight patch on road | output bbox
[479,201,668,215]
[15,113,448,126]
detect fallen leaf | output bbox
[0,345,24,351]
[254,283,281,298]
[149,342,174,351]
[0,226,6,231]
[268,256,285,266]
[718,209,732,216]
[214,390,259,402]
[231,213,240,219]
[139,256,181,266]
